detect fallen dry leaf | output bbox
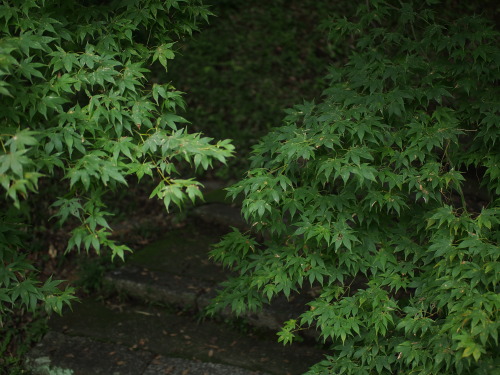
[135,310,154,316]
[48,244,57,259]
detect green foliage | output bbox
[0,309,48,374]
[75,256,113,294]
[0,0,233,325]
[24,356,74,375]
[167,0,355,174]
[209,1,500,374]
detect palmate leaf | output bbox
[152,43,176,68]
[17,57,45,81]
[3,129,39,159]
[51,197,83,224]
[0,149,31,177]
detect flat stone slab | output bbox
[105,222,320,339]
[106,264,319,340]
[105,265,214,308]
[143,356,267,375]
[106,251,319,339]
[192,203,249,231]
[121,224,227,278]
[42,299,325,375]
[25,331,154,375]
[25,332,269,375]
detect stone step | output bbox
[104,222,320,337]
[104,223,226,309]
[25,200,326,375]
[25,331,155,375]
[26,333,270,375]
[191,202,249,231]
[25,298,326,375]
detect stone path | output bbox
[25,186,325,375]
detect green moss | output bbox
[127,225,224,280]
